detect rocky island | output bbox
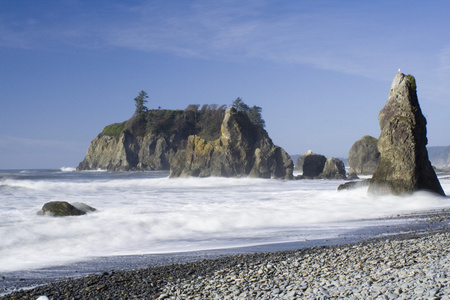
[77,101,293,179]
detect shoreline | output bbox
[1,208,449,299]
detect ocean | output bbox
[1,168,449,274]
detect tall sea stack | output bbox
[368,72,445,196]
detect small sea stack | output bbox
[348,135,380,175]
[368,72,445,196]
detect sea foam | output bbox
[60,167,76,172]
[0,170,449,272]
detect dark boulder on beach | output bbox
[169,107,293,179]
[348,135,380,175]
[320,157,346,179]
[37,201,96,217]
[368,72,445,196]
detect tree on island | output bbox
[248,105,265,128]
[232,97,265,128]
[232,97,249,112]
[134,90,149,115]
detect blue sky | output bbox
[1,0,449,169]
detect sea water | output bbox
[0,168,449,273]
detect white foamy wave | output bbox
[77,168,108,173]
[0,171,449,272]
[60,167,76,172]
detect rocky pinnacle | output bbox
[368,72,445,196]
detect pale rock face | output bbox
[320,157,346,179]
[170,107,293,179]
[77,131,179,171]
[368,73,445,196]
[77,134,129,171]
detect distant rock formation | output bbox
[427,145,450,170]
[37,201,96,217]
[295,151,346,179]
[348,135,380,175]
[321,157,346,179]
[301,152,327,178]
[169,107,293,179]
[368,73,445,196]
[294,150,313,172]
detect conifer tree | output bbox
[134,90,148,115]
[231,97,265,128]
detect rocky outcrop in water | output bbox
[169,107,293,179]
[321,157,346,179]
[337,179,371,191]
[368,73,445,196]
[294,150,319,173]
[300,151,326,178]
[348,135,380,175]
[295,151,346,179]
[77,106,292,179]
[37,201,96,217]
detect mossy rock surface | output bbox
[38,201,96,217]
[98,122,126,139]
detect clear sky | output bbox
[1,1,449,169]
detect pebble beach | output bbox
[1,213,449,300]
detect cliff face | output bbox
[76,131,180,171]
[169,107,293,179]
[368,73,445,196]
[76,108,217,171]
